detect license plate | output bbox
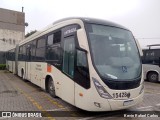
[123,100,134,106]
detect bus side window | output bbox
[63,36,75,78]
[35,38,46,61]
[75,50,90,89]
[31,40,37,61]
[22,45,26,61]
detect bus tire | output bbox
[48,77,56,98]
[21,69,26,81]
[147,72,158,83]
[21,69,24,79]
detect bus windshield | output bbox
[86,24,141,81]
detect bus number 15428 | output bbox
[113,92,131,99]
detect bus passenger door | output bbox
[26,46,31,81]
[61,36,75,105]
[74,49,90,108]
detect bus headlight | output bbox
[92,78,112,99]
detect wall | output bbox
[0,8,25,52]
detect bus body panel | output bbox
[8,60,13,72]
[29,62,75,106]
[8,61,15,74]
[52,67,75,105]
[12,61,16,74]
[18,61,25,78]
[29,62,46,86]
[25,62,31,81]
[75,83,111,111]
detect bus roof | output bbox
[53,17,129,30]
[147,44,160,47]
[147,44,160,49]
[19,17,130,46]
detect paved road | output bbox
[0,71,160,120]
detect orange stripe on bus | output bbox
[79,93,83,97]
[47,65,52,73]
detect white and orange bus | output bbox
[6,17,144,111]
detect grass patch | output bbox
[0,64,6,70]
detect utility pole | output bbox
[22,6,24,12]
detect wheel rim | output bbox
[48,79,55,96]
[151,74,157,81]
[49,81,53,91]
[23,74,25,79]
[22,71,24,79]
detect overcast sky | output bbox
[0,0,160,48]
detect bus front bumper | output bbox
[108,91,144,111]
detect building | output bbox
[0,8,25,51]
[0,8,25,64]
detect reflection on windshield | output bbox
[86,24,141,80]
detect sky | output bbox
[0,0,160,48]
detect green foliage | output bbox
[0,64,6,70]
[25,30,37,38]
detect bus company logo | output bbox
[122,66,127,73]
[2,112,11,118]
[64,27,77,35]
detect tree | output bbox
[25,30,37,38]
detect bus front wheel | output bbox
[148,72,158,83]
[48,77,56,98]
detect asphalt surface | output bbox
[0,70,160,120]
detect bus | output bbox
[6,47,16,74]
[142,44,160,82]
[6,17,144,111]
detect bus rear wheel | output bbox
[148,72,158,83]
[47,77,56,98]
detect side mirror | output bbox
[76,29,88,51]
[135,39,143,56]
